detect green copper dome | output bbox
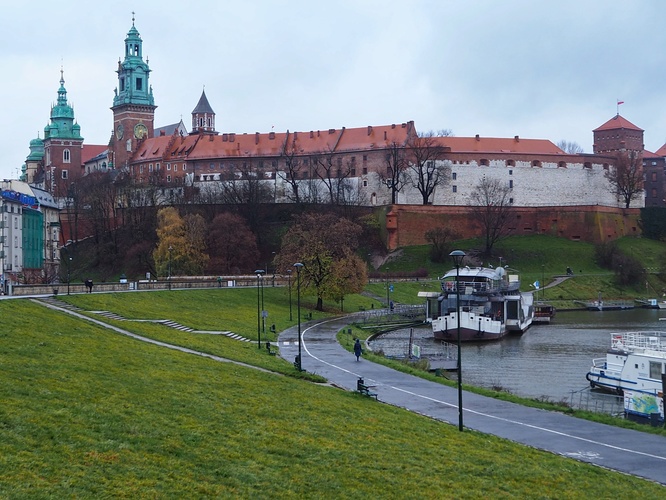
[44,69,83,140]
[112,17,155,108]
[27,137,44,161]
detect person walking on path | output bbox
[354,339,363,361]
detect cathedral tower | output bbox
[42,69,83,196]
[191,89,217,134]
[110,15,156,170]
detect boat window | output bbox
[649,361,663,379]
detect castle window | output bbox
[652,172,658,182]
[452,185,457,193]
[452,172,457,180]
[507,159,515,166]
[149,164,153,172]
[272,160,278,168]
[480,159,489,166]
[363,155,368,162]
[167,175,172,183]
[167,163,171,171]
[509,198,514,204]
[351,168,357,176]
[183,163,187,171]
[120,77,125,92]
[584,162,592,169]
[362,167,367,175]
[156,163,160,170]
[363,180,368,187]
[509,170,513,175]
[174,164,178,172]
[63,149,71,163]
[509,180,514,189]
[652,188,657,198]
[558,161,566,168]
[136,77,143,91]
[61,170,68,179]
[532,160,542,167]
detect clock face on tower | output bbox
[116,124,124,139]
[134,123,148,139]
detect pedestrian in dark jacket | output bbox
[354,339,363,361]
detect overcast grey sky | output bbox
[2,0,666,180]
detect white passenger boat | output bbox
[586,331,666,395]
[421,266,534,342]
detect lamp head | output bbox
[449,250,466,267]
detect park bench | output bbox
[356,377,378,400]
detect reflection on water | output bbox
[369,308,666,402]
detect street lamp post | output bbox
[260,273,266,334]
[254,269,265,349]
[287,269,293,321]
[294,262,304,371]
[385,268,390,309]
[168,246,173,291]
[67,257,72,295]
[541,264,545,301]
[450,249,466,432]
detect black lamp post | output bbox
[254,269,265,349]
[67,257,72,295]
[287,269,293,321]
[385,267,390,309]
[168,245,173,291]
[294,262,304,371]
[541,264,545,301]
[450,249,466,432]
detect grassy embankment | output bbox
[2,296,665,497]
[368,235,666,310]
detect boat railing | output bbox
[610,332,666,353]
[590,357,607,369]
[441,280,498,294]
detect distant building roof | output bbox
[82,145,108,164]
[154,120,187,137]
[436,136,565,155]
[593,114,643,132]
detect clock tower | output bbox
[110,14,156,170]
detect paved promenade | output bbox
[278,315,666,486]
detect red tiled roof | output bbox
[643,149,660,159]
[654,144,666,157]
[593,114,643,132]
[133,122,414,162]
[81,145,107,163]
[435,136,565,155]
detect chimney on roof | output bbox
[209,134,214,141]
[230,133,235,142]
[223,133,228,142]
[514,135,519,142]
[329,128,335,134]
[317,130,320,137]
[269,131,275,140]
[310,131,314,138]
[367,125,372,136]
[160,130,166,136]
[384,131,387,140]
[255,132,259,145]
[294,131,298,140]
[475,134,480,141]
[401,123,406,128]
[391,124,396,129]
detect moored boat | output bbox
[533,302,556,324]
[422,265,534,342]
[586,331,666,395]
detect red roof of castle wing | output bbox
[133,135,177,161]
[593,114,643,132]
[642,149,660,159]
[176,122,414,160]
[654,144,666,157]
[81,145,108,163]
[435,136,565,155]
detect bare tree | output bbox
[405,132,449,205]
[469,176,515,256]
[556,140,584,154]
[605,150,644,208]
[278,133,303,204]
[379,142,408,204]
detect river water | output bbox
[369,308,666,403]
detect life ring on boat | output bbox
[445,282,454,291]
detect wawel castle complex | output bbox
[3,18,664,289]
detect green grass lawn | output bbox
[1,297,666,497]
